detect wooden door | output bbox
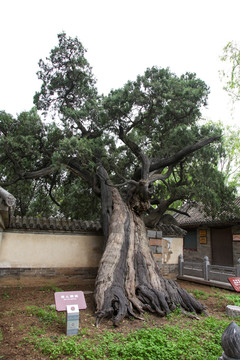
[211,227,233,266]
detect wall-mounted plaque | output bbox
[199,230,207,237]
[200,236,207,244]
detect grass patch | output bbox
[39,284,64,293]
[188,288,240,307]
[25,305,65,325]
[2,291,10,299]
[224,293,240,306]
[5,285,240,359]
[23,316,238,360]
[188,289,210,300]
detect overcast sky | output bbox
[1,0,240,126]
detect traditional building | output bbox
[175,198,240,267]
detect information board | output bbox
[228,277,240,292]
[54,291,87,311]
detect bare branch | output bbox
[168,207,191,217]
[23,166,53,179]
[96,166,138,188]
[49,173,61,207]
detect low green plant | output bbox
[28,326,47,336]
[225,293,240,306]
[3,291,10,299]
[0,328,3,342]
[25,305,65,325]
[188,289,210,300]
[23,316,239,360]
[39,284,63,292]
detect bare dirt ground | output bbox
[0,280,235,359]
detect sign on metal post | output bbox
[228,277,240,292]
[54,291,87,311]
[54,291,87,336]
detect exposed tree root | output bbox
[94,188,206,327]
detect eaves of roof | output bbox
[9,216,102,233]
[175,198,240,227]
[8,216,186,237]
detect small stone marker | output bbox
[226,305,240,318]
[66,304,79,335]
[228,277,240,292]
[54,291,87,336]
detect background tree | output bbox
[0,33,237,326]
[215,121,240,192]
[219,42,240,193]
[220,41,240,102]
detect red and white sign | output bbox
[54,291,87,311]
[228,277,240,292]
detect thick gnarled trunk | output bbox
[94,187,205,326]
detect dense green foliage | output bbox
[0,33,237,219]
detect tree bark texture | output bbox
[94,187,205,326]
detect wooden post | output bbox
[236,258,240,277]
[203,256,210,281]
[219,321,240,359]
[179,254,183,276]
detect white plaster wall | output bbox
[162,237,183,264]
[0,232,104,268]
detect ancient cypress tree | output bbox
[0,33,235,325]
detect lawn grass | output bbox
[0,286,237,359]
[22,300,240,360]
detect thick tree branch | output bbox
[134,135,221,181]
[150,135,221,172]
[0,167,54,187]
[23,166,54,179]
[168,207,191,217]
[149,165,173,183]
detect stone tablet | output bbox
[54,291,87,311]
[228,277,240,292]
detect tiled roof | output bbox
[175,198,240,227]
[9,216,102,233]
[158,224,187,236]
[8,216,186,236]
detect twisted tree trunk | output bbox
[94,187,206,326]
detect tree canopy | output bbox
[0,33,236,220]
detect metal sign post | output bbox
[54,291,87,336]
